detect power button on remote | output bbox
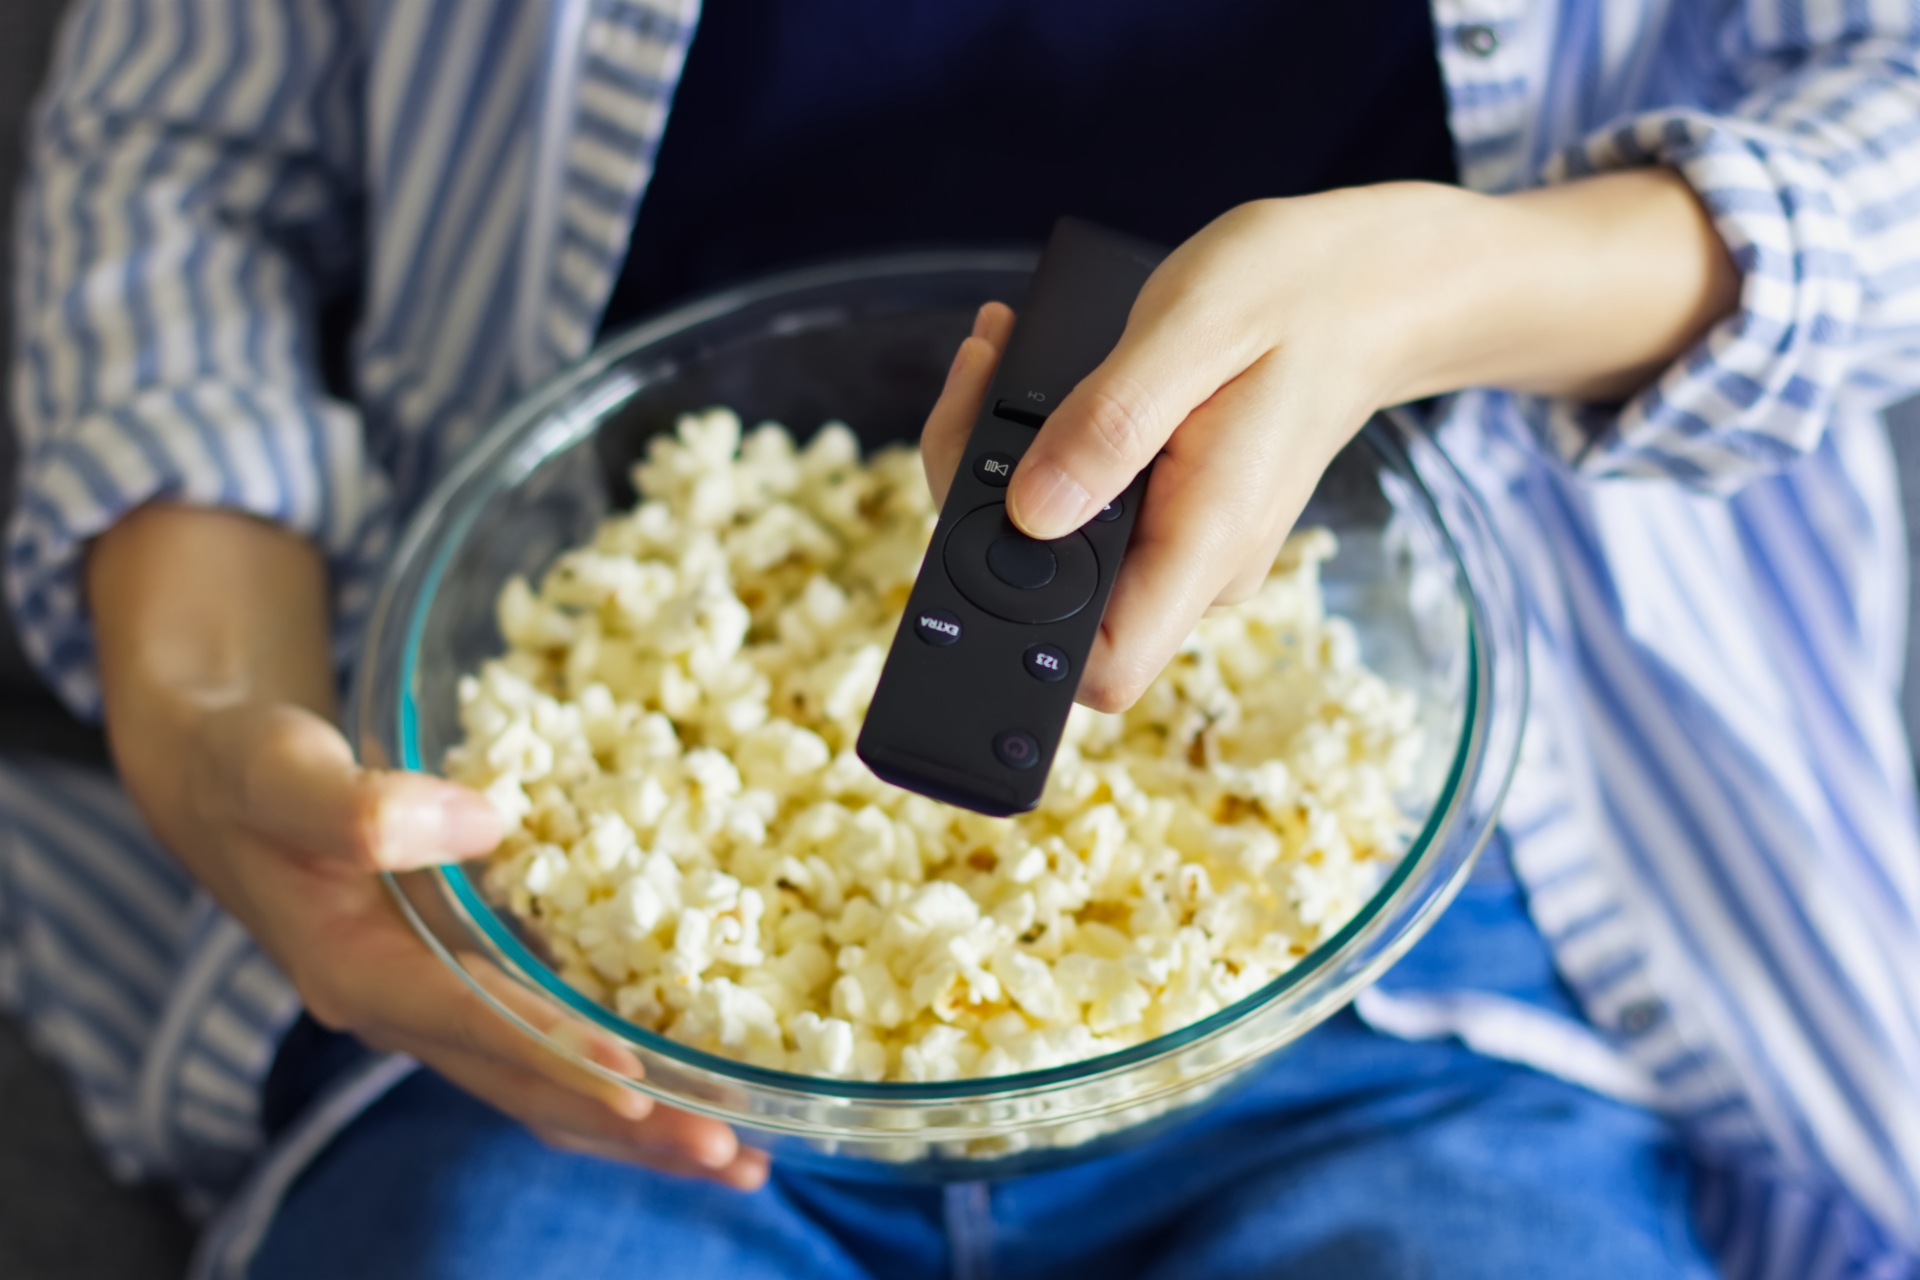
[993,730,1041,770]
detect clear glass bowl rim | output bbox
[356,248,1520,1109]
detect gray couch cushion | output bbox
[1,4,107,765]
[1,5,188,1273]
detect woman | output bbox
[7,1,1919,1275]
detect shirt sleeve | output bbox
[1535,23,1920,491]
[7,0,391,718]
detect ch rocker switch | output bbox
[856,217,1164,817]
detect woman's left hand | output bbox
[922,174,1738,710]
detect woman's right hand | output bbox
[90,504,768,1189]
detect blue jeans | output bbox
[251,842,1717,1279]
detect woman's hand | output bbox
[90,504,768,1189]
[923,173,1739,710]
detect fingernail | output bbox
[438,793,505,855]
[972,305,992,339]
[700,1130,739,1168]
[1010,461,1096,538]
[390,793,502,863]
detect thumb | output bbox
[211,704,503,870]
[1005,259,1265,541]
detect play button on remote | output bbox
[986,536,1056,589]
[943,505,1099,625]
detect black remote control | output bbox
[857,217,1164,817]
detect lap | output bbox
[978,1011,1714,1280]
[248,1070,885,1280]
[250,857,1717,1280]
[250,1015,1715,1280]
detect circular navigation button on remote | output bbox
[973,452,1016,488]
[942,505,1099,625]
[1093,497,1123,522]
[986,536,1056,589]
[993,730,1041,770]
[913,608,962,646]
[1024,644,1071,683]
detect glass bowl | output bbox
[351,251,1526,1181]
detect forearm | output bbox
[1328,170,1741,408]
[88,503,336,861]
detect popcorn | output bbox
[449,409,1422,1081]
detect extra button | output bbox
[1093,497,1123,523]
[973,452,1016,488]
[913,608,962,646]
[993,730,1041,770]
[1024,644,1070,683]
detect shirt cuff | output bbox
[1531,108,1864,491]
[5,382,390,719]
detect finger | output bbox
[348,932,748,1178]
[459,948,648,1084]
[1006,246,1271,541]
[429,1051,657,1151]
[921,302,1015,507]
[616,1101,745,1171]
[1075,356,1330,712]
[1211,520,1293,607]
[537,1127,771,1190]
[307,901,653,1121]
[212,703,501,869]
[429,1050,744,1180]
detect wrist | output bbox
[89,503,336,857]
[1362,169,1739,406]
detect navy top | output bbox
[602,0,1455,330]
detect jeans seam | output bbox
[943,1181,994,1280]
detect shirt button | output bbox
[1617,998,1665,1037]
[1458,23,1500,56]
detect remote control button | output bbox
[942,505,1100,625]
[973,452,1015,487]
[1024,644,1070,682]
[1093,497,1123,522]
[913,609,962,646]
[986,536,1056,589]
[993,730,1041,770]
[993,400,1048,429]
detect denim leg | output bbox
[249,839,1716,1279]
[972,1013,1714,1280]
[248,1070,878,1280]
[1132,1044,1713,1280]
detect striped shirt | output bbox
[7,1,1920,1275]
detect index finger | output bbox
[1004,248,1267,541]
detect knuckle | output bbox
[1076,382,1160,468]
[297,977,356,1035]
[1212,577,1259,608]
[342,784,388,868]
[1077,671,1145,716]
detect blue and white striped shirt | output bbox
[7,2,1920,1276]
